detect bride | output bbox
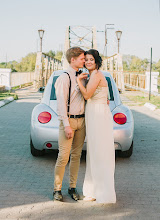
[77,49,116,203]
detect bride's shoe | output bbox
[83,196,96,201]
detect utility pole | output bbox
[97,24,114,57]
[104,24,114,57]
[149,47,152,101]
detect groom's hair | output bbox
[66,47,85,63]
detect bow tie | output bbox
[76,70,82,76]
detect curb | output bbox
[144,102,157,111]
[0,97,14,108]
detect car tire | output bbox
[118,141,133,158]
[30,137,45,156]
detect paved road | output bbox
[0,87,160,220]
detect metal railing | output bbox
[34,52,62,88]
[123,72,160,95]
[123,72,146,90]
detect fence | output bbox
[0,69,11,90]
[0,69,35,90]
[34,52,62,88]
[124,72,146,90]
[11,72,34,88]
[123,71,159,95]
[102,54,124,91]
[0,52,63,90]
[157,77,160,94]
[1,52,159,94]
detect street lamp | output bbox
[38,29,45,52]
[116,30,122,53]
[38,29,45,88]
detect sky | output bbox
[0,0,160,63]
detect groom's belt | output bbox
[68,114,85,119]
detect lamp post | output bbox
[38,29,45,52]
[115,30,122,53]
[38,29,45,88]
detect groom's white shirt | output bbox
[55,66,85,127]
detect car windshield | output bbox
[50,75,114,101]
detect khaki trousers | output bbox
[54,117,85,191]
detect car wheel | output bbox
[118,141,133,158]
[30,137,45,156]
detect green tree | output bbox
[130,56,143,72]
[54,50,63,61]
[46,50,55,58]
[122,55,151,72]
[123,61,129,71]
[0,61,18,71]
[0,62,6,68]
[16,53,37,72]
[141,58,149,71]
[153,59,160,74]
[45,50,63,61]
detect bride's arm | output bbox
[77,71,100,100]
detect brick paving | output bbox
[0,87,160,220]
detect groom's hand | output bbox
[65,126,73,139]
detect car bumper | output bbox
[31,120,134,152]
[113,121,134,151]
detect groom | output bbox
[53,47,86,201]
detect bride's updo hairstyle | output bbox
[84,49,102,69]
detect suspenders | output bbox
[63,72,85,119]
[64,72,71,114]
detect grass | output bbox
[0,92,18,101]
[12,82,33,90]
[124,92,160,109]
[0,82,33,101]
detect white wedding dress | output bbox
[83,86,116,203]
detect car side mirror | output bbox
[39,87,45,93]
[118,89,122,94]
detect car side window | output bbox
[50,76,59,100]
[105,77,114,101]
[50,75,114,101]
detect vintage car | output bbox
[30,70,134,158]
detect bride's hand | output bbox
[77,72,88,81]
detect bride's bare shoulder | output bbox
[91,70,101,76]
[96,70,105,79]
[97,70,103,75]
[90,70,103,81]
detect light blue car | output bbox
[30,70,134,158]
